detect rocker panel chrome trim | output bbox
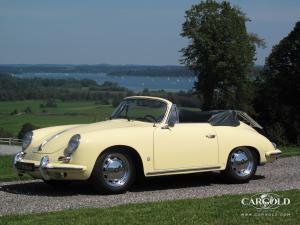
[146,166,221,176]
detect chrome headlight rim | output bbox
[13,151,25,165]
[64,134,81,157]
[40,156,49,168]
[22,131,33,151]
[272,142,277,149]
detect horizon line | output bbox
[0,63,264,67]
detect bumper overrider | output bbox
[13,152,86,180]
[265,149,282,163]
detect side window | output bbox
[168,104,179,124]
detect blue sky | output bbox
[0,0,299,65]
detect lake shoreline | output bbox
[15,72,195,92]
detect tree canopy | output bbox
[255,21,300,144]
[181,0,263,111]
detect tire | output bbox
[90,150,136,194]
[221,147,258,183]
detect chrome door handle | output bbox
[206,134,216,138]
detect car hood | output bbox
[33,119,148,154]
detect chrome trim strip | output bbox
[45,166,84,171]
[15,163,84,171]
[268,152,282,156]
[38,129,69,151]
[146,166,221,176]
[113,97,170,124]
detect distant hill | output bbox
[0,64,194,77]
[0,72,201,108]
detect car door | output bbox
[153,105,219,170]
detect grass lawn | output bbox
[0,189,298,225]
[0,155,32,182]
[0,100,200,136]
[0,100,114,136]
[280,146,300,157]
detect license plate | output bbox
[16,162,35,171]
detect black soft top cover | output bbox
[179,109,262,129]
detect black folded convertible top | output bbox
[179,109,263,129]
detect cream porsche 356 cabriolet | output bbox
[14,96,281,193]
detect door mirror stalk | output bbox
[162,121,175,129]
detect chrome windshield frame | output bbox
[110,98,169,124]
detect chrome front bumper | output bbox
[13,152,86,180]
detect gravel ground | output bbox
[0,156,299,216]
[0,145,21,156]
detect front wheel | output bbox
[221,147,258,183]
[90,150,136,194]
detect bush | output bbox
[264,123,289,146]
[17,123,39,139]
[10,109,18,115]
[24,106,32,114]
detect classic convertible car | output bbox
[13,96,281,193]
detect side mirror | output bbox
[168,120,176,127]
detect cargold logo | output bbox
[241,193,291,210]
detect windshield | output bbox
[111,98,168,123]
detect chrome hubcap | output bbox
[102,154,129,187]
[230,149,253,177]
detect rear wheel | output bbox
[221,147,257,183]
[90,150,136,194]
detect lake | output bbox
[15,73,195,92]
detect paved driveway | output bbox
[0,145,21,155]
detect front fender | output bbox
[69,126,154,178]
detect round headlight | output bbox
[22,131,33,151]
[64,134,81,157]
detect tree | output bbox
[180,0,264,111]
[255,21,300,144]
